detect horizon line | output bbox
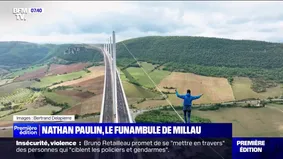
[0,35,281,44]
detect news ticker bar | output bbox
[5,138,283,159]
[13,123,232,138]
[3,138,232,159]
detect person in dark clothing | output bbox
[175,89,203,123]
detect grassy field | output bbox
[76,94,102,115]
[48,63,90,75]
[0,88,34,105]
[43,91,78,106]
[49,66,105,89]
[158,72,235,104]
[15,66,48,81]
[119,67,161,106]
[0,89,41,117]
[0,79,13,86]
[232,77,283,100]
[122,81,162,107]
[55,90,94,101]
[192,105,283,137]
[0,81,34,96]
[62,94,103,115]
[136,99,167,109]
[126,62,171,88]
[122,81,159,99]
[32,71,87,88]
[4,65,46,79]
[118,68,128,81]
[126,68,171,88]
[70,76,104,95]
[0,105,61,121]
[139,62,158,72]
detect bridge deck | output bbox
[102,53,113,123]
[116,73,131,123]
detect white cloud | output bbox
[0,1,282,43]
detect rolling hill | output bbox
[116,36,283,82]
[0,41,50,68]
[0,42,103,70]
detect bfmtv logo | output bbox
[12,8,28,21]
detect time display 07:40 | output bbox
[29,8,43,13]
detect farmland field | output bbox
[126,67,146,80]
[55,90,94,100]
[139,62,158,72]
[0,88,34,105]
[122,81,159,99]
[79,94,103,114]
[70,76,104,94]
[158,72,235,104]
[49,66,105,89]
[58,67,105,116]
[48,63,90,75]
[14,66,48,81]
[232,77,283,100]
[193,106,283,137]
[0,81,34,96]
[0,89,41,118]
[32,71,87,88]
[62,94,103,115]
[119,67,162,107]
[126,67,171,88]
[43,91,79,106]
[5,65,46,79]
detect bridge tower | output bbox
[112,31,117,123]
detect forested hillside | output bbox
[56,45,103,63]
[116,36,283,82]
[0,42,50,68]
[0,42,103,70]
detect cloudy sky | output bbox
[0,1,282,43]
